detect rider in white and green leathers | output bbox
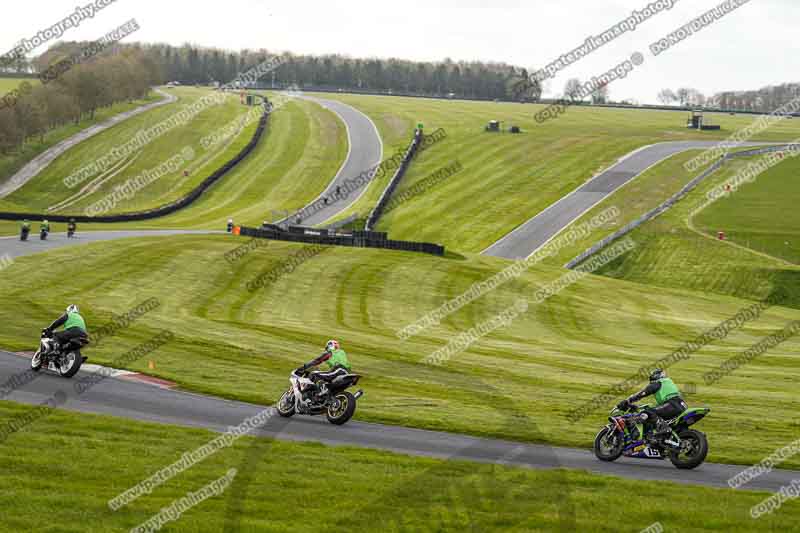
[45,304,89,353]
[617,369,687,442]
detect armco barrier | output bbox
[564,144,800,269]
[0,96,269,223]
[365,130,422,230]
[239,226,444,256]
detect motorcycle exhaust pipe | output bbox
[353,390,364,400]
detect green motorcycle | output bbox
[594,403,711,470]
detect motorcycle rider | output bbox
[67,218,77,237]
[617,369,688,443]
[40,219,50,239]
[44,304,89,355]
[20,219,31,239]
[296,340,351,398]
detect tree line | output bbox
[0,42,544,155]
[141,44,541,101]
[3,38,799,157]
[0,43,158,154]
[657,83,800,113]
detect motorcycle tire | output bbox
[277,390,296,418]
[669,429,708,470]
[593,427,624,462]
[326,391,356,426]
[31,350,44,372]
[58,350,83,378]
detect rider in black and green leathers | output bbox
[618,369,688,442]
[298,340,351,386]
[45,304,89,354]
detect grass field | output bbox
[695,155,800,265]
[2,401,798,532]
[0,88,160,190]
[1,235,799,468]
[122,93,348,230]
[313,93,800,253]
[0,77,38,93]
[584,152,800,309]
[0,87,255,215]
[0,91,348,236]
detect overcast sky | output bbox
[1,0,795,103]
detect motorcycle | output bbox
[67,226,76,238]
[594,403,710,469]
[31,330,90,378]
[20,226,29,241]
[277,367,364,425]
[40,228,49,240]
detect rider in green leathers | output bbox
[45,304,89,354]
[297,340,352,387]
[617,369,688,442]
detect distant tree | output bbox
[676,88,691,106]
[564,78,583,100]
[657,88,677,105]
[592,83,609,104]
[509,70,541,102]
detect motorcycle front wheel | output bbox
[31,350,43,372]
[594,427,624,462]
[326,392,356,426]
[58,350,82,378]
[277,390,296,418]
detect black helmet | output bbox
[649,368,666,382]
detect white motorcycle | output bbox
[277,367,363,425]
[31,329,89,378]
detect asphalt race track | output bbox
[0,350,795,492]
[0,230,220,259]
[289,96,383,227]
[482,141,790,260]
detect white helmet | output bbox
[326,340,340,352]
[66,304,79,314]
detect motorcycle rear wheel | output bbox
[326,392,356,426]
[669,429,708,469]
[594,427,624,462]
[277,390,295,417]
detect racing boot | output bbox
[646,418,672,445]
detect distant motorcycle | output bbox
[277,367,364,425]
[20,226,30,241]
[67,226,76,238]
[40,228,49,240]
[594,402,710,469]
[31,329,90,378]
